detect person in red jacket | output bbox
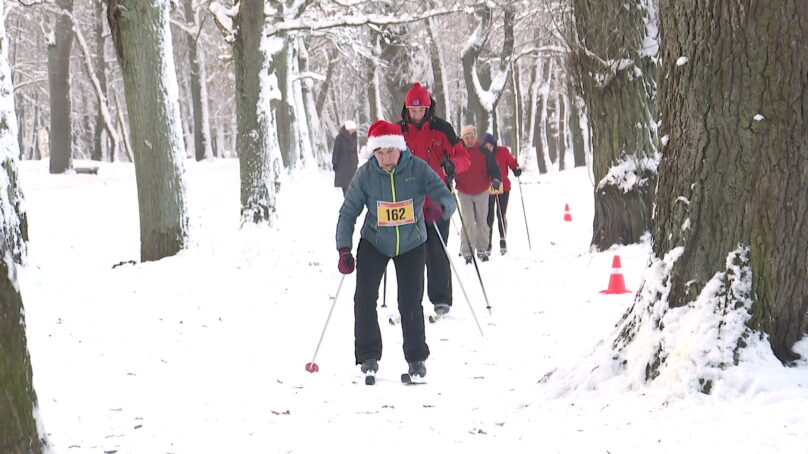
[454,125,501,263]
[481,133,522,255]
[399,82,470,316]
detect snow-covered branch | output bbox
[264,3,483,36]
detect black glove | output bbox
[441,159,456,180]
[513,167,522,177]
[492,179,501,190]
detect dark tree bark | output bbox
[652,0,808,363]
[510,59,523,157]
[529,57,553,174]
[425,15,447,120]
[233,0,280,224]
[0,1,42,446]
[566,79,587,167]
[461,4,515,135]
[315,48,336,118]
[183,0,213,161]
[47,0,74,173]
[572,0,658,250]
[107,0,190,261]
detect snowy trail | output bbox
[18,160,807,453]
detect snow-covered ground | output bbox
[18,159,808,453]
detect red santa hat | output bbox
[404,83,431,108]
[367,120,407,152]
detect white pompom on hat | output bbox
[367,120,407,152]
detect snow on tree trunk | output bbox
[92,0,109,162]
[107,0,190,262]
[528,56,552,174]
[47,0,74,174]
[572,0,659,250]
[544,0,808,397]
[0,0,44,446]
[274,36,301,169]
[461,5,515,136]
[653,0,808,363]
[297,37,328,169]
[566,79,586,167]
[233,0,280,225]
[290,38,314,170]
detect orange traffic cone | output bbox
[600,255,631,294]
[563,204,572,222]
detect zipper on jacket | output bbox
[386,169,400,256]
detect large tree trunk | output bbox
[233,0,280,224]
[274,36,300,169]
[425,14,448,120]
[529,57,553,173]
[47,0,74,174]
[462,5,514,135]
[108,0,190,262]
[0,0,42,446]
[572,0,659,250]
[298,37,328,169]
[366,31,382,122]
[183,0,213,161]
[651,0,808,363]
[92,0,109,161]
[566,79,587,167]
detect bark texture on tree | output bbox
[183,0,213,161]
[655,0,808,362]
[47,0,74,174]
[108,0,190,262]
[0,0,41,445]
[461,5,514,136]
[233,0,279,224]
[566,79,587,167]
[572,0,658,250]
[0,250,42,454]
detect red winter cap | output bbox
[367,120,407,151]
[404,83,431,108]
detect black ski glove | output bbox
[513,167,522,177]
[441,159,456,180]
[492,179,501,190]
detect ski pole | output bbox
[495,193,507,249]
[381,267,387,308]
[305,274,346,373]
[433,221,485,337]
[516,175,532,250]
[451,191,493,314]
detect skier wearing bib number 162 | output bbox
[335,119,456,382]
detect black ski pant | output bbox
[425,218,452,308]
[354,239,429,364]
[487,192,511,250]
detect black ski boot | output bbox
[361,359,378,385]
[401,360,427,384]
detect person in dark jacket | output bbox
[336,119,456,381]
[332,120,358,196]
[399,82,470,316]
[481,133,523,255]
[454,125,501,263]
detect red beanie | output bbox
[367,120,407,151]
[404,83,431,108]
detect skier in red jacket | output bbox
[399,82,470,316]
[481,133,522,255]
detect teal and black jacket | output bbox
[336,148,456,257]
